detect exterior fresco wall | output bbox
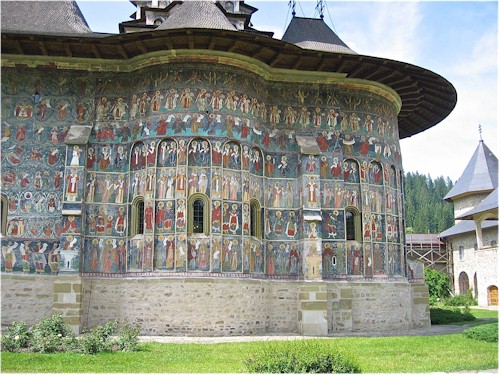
[1,62,406,282]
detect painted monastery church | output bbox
[1,0,457,335]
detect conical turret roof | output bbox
[156,1,236,31]
[282,16,356,54]
[1,0,91,34]
[444,140,498,201]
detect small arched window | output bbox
[131,197,145,236]
[1,194,7,236]
[459,246,464,260]
[188,194,209,235]
[250,199,262,238]
[193,199,204,233]
[345,207,361,242]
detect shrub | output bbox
[430,307,475,325]
[445,290,477,307]
[425,268,451,304]
[463,323,498,343]
[1,315,141,355]
[244,339,361,373]
[79,320,118,354]
[29,315,76,353]
[0,321,31,352]
[116,321,141,352]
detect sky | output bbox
[76,0,498,183]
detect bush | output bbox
[463,323,498,343]
[79,320,118,354]
[0,321,31,352]
[430,307,475,325]
[1,315,141,354]
[244,339,361,373]
[29,315,77,353]
[445,290,477,307]
[116,321,141,352]
[425,268,451,304]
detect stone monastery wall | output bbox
[2,274,430,335]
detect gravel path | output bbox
[138,320,496,344]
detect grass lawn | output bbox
[2,333,497,373]
[470,308,499,320]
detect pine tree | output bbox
[403,172,454,233]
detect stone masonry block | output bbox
[301,301,327,310]
[316,292,327,300]
[53,283,72,293]
[339,299,352,309]
[340,288,353,298]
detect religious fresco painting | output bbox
[1,62,407,280]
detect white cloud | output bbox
[450,28,498,77]
[339,2,423,64]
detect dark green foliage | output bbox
[445,290,478,307]
[1,315,140,355]
[79,320,118,354]
[27,315,77,353]
[244,339,361,373]
[116,321,141,352]
[425,268,451,303]
[463,323,498,343]
[430,307,476,324]
[0,321,31,352]
[404,172,454,233]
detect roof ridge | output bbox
[156,0,236,31]
[444,140,498,201]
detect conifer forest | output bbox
[404,172,455,234]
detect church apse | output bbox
[1,61,405,281]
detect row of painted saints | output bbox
[2,236,402,278]
[79,138,400,182]
[5,95,399,151]
[93,89,398,135]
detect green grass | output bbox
[470,308,499,320]
[2,333,497,373]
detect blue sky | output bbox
[76,0,498,182]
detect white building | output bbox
[440,139,498,306]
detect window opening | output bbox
[250,199,262,238]
[1,195,7,236]
[193,199,204,234]
[345,207,360,242]
[131,197,145,236]
[346,211,355,240]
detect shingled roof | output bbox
[457,188,498,220]
[444,140,498,201]
[156,1,236,31]
[1,0,91,35]
[1,3,457,139]
[439,219,498,238]
[282,16,356,54]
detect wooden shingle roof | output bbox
[156,1,236,31]
[1,3,457,139]
[1,0,91,35]
[282,16,356,55]
[444,141,498,201]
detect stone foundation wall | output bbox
[1,274,82,332]
[80,277,300,336]
[1,274,430,335]
[1,274,55,328]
